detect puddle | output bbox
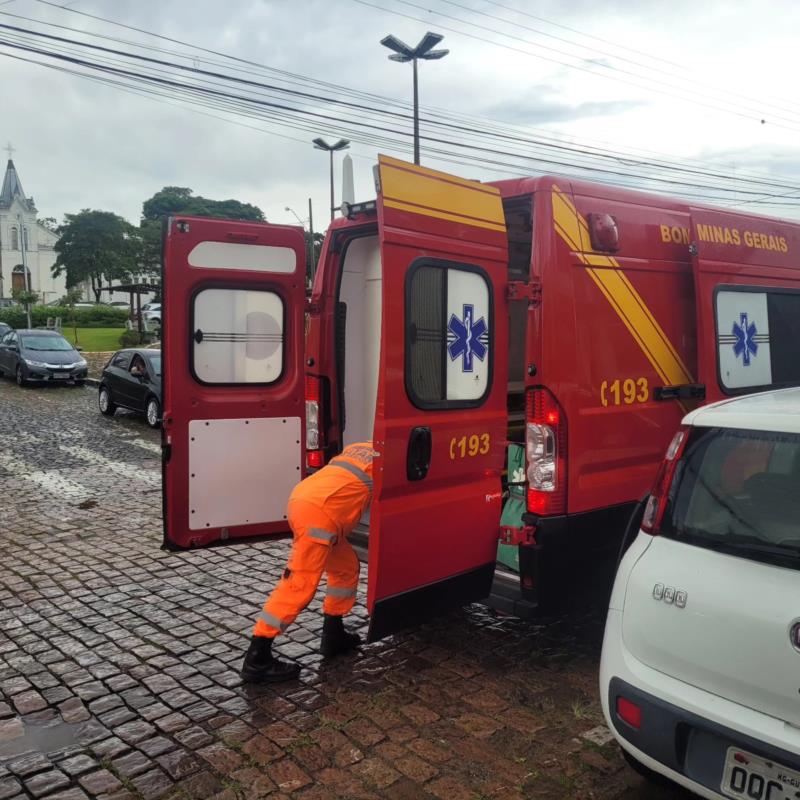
[0,718,82,759]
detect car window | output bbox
[130,355,147,375]
[663,427,800,568]
[2,331,14,345]
[111,352,131,369]
[147,355,161,376]
[20,334,75,351]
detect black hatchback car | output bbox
[99,348,162,428]
[0,329,88,386]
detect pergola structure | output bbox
[106,282,160,341]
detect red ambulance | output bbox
[160,155,800,639]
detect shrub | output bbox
[0,304,128,329]
[119,329,157,348]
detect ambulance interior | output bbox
[338,198,533,558]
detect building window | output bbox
[192,287,284,385]
[22,227,28,251]
[405,260,493,409]
[10,227,18,250]
[716,287,800,392]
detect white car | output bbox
[143,303,161,325]
[601,388,800,800]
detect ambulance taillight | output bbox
[526,388,567,516]
[305,375,324,469]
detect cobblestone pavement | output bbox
[0,379,690,800]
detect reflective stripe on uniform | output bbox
[328,459,373,491]
[326,585,357,599]
[257,610,288,631]
[308,527,337,543]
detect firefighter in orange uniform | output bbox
[241,442,376,682]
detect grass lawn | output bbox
[61,327,125,352]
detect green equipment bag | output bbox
[496,443,526,572]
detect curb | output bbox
[86,378,101,387]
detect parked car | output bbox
[142,303,161,325]
[601,387,800,799]
[0,322,12,339]
[0,329,87,386]
[0,298,16,309]
[98,348,161,428]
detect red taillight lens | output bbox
[641,427,689,535]
[305,375,323,469]
[616,696,641,729]
[526,387,567,516]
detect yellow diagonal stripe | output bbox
[552,186,693,387]
[379,155,505,233]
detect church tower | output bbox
[0,149,65,305]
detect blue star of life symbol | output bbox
[732,312,758,366]
[447,303,488,372]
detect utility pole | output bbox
[18,214,31,328]
[308,197,315,283]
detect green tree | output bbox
[141,186,265,222]
[53,210,140,303]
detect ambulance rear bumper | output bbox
[486,502,637,617]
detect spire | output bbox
[0,158,33,210]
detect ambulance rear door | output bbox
[689,208,800,403]
[368,156,509,640]
[161,215,307,549]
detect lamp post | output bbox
[312,138,350,222]
[380,32,448,165]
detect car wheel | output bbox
[146,396,161,428]
[99,385,117,416]
[16,365,28,387]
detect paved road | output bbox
[0,379,691,800]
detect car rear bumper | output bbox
[601,609,800,799]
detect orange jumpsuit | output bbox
[253,442,376,638]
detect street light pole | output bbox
[312,137,350,222]
[380,32,449,165]
[18,213,31,328]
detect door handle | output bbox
[406,426,432,481]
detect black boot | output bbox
[320,614,361,658]
[240,636,300,683]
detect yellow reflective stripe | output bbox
[379,155,505,233]
[258,611,287,631]
[328,459,373,491]
[326,586,357,598]
[551,185,693,387]
[308,528,337,543]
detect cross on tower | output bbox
[4,142,15,159]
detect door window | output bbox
[716,288,800,392]
[192,287,284,385]
[406,261,492,408]
[112,352,131,369]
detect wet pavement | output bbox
[0,378,691,799]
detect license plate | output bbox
[51,372,70,380]
[721,746,800,800]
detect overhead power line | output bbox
[5,2,799,211]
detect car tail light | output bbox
[616,696,641,729]
[305,375,324,469]
[641,427,689,535]
[526,387,566,515]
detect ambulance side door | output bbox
[161,216,307,549]
[368,155,509,640]
[690,208,800,403]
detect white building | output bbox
[0,158,66,305]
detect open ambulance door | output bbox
[367,156,509,640]
[690,208,800,404]
[161,216,307,549]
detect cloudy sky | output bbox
[3,0,800,229]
